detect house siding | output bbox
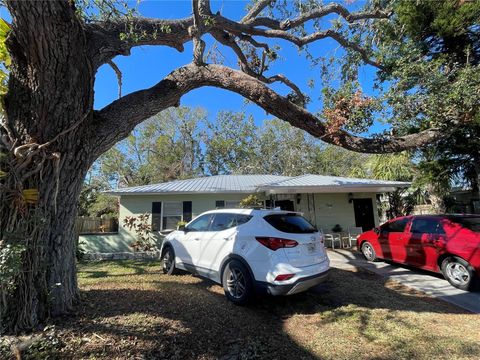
[311,193,379,232]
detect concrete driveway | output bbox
[328,249,480,313]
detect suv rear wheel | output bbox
[441,256,478,291]
[222,260,253,305]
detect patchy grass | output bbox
[2,260,480,359]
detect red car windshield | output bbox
[448,217,480,233]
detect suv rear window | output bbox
[263,213,317,234]
[449,217,480,232]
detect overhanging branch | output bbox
[86,17,193,67]
[94,64,442,154]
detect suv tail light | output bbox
[274,274,295,281]
[255,237,298,251]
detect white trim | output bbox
[108,191,254,196]
[162,201,183,230]
[259,184,409,194]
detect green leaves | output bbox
[0,18,10,67]
[0,18,10,101]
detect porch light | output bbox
[348,193,354,203]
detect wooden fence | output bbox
[75,217,118,235]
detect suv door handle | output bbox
[194,237,201,241]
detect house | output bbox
[79,174,409,255]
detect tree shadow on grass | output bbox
[53,266,480,360]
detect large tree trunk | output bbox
[0,1,95,333]
[0,157,91,332]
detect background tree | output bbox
[0,0,478,333]
[371,0,480,211]
[204,111,257,175]
[98,106,206,187]
[354,153,417,218]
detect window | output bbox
[151,202,162,231]
[263,213,317,234]
[236,214,253,226]
[209,213,253,231]
[211,213,238,231]
[216,200,240,208]
[183,201,192,222]
[162,202,183,230]
[381,218,409,233]
[411,218,445,235]
[225,200,241,208]
[187,214,213,232]
[449,216,480,233]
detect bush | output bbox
[123,214,156,251]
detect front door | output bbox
[275,200,295,211]
[353,198,375,231]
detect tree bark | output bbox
[1,0,95,333]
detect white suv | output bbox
[160,208,330,304]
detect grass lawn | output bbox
[2,260,480,359]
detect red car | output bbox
[357,215,480,291]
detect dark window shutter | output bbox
[152,202,162,231]
[183,201,193,222]
[216,200,225,208]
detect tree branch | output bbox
[86,17,193,67]
[93,64,442,155]
[279,3,390,30]
[246,3,390,29]
[237,34,269,52]
[212,16,384,69]
[190,0,206,65]
[241,0,273,24]
[107,60,122,98]
[211,30,304,102]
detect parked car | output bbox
[160,209,330,304]
[357,215,480,291]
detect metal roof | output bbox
[106,174,290,195]
[106,174,410,196]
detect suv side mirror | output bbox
[373,227,380,234]
[177,224,186,232]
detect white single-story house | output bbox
[79,174,409,254]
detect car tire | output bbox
[361,241,377,262]
[441,256,478,291]
[222,260,253,305]
[161,246,178,275]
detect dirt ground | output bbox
[2,260,480,359]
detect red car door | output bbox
[377,217,410,261]
[405,217,446,271]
